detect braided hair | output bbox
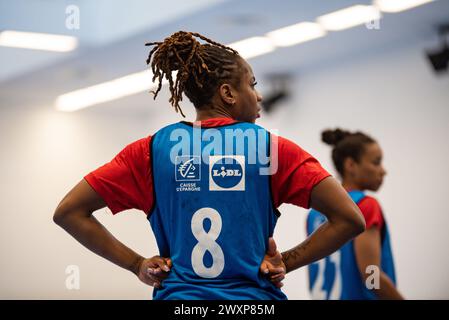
[145,31,241,117]
[322,128,376,176]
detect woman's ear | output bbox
[343,157,357,176]
[219,83,236,106]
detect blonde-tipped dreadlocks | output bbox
[145,31,240,117]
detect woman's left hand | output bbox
[259,238,286,288]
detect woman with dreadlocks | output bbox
[307,129,403,299]
[53,31,365,300]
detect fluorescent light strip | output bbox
[227,37,276,59]
[63,0,433,112]
[374,0,434,13]
[266,22,326,47]
[0,30,78,52]
[317,5,382,31]
[56,36,276,111]
[56,70,158,112]
[56,37,276,111]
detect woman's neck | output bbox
[341,180,361,192]
[195,105,234,122]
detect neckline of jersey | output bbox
[180,117,239,128]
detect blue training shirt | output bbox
[306,190,396,300]
[148,121,286,300]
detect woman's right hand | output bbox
[137,256,172,288]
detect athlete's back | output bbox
[149,120,286,299]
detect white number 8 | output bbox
[191,207,225,278]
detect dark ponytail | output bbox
[322,128,376,176]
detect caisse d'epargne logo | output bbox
[175,156,201,181]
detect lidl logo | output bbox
[209,155,245,191]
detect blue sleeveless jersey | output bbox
[306,190,396,300]
[148,121,286,300]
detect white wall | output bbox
[1,36,448,299]
[262,37,449,300]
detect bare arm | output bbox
[281,176,366,273]
[354,227,404,299]
[53,179,146,275]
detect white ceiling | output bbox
[0,0,228,81]
[0,0,447,114]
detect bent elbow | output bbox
[355,216,366,236]
[53,199,92,228]
[53,206,67,226]
[53,200,73,227]
[351,209,366,236]
[337,207,366,239]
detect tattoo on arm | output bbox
[282,238,311,273]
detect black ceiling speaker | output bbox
[426,23,449,74]
[261,73,292,114]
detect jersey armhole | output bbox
[268,132,281,218]
[147,133,157,217]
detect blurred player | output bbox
[307,128,403,300]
